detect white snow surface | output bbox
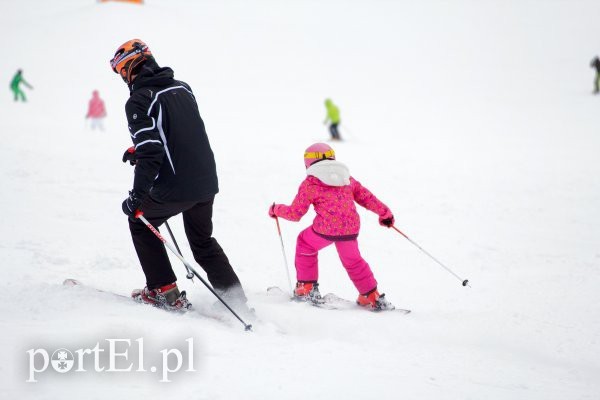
[1,0,600,399]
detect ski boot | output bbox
[131,282,191,311]
[293,281,324,305]
[357,289,395,311]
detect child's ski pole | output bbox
[272,207,294,296]
[135,211,253,331]
[391,226,470,287]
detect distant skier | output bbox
[268,142,396,310]
[591,57,600,94]
[10,69,33,102]
[85,90,107,131]
[110,39,249,311]
[323,98,341,141]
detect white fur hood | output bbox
[306,160,351,186]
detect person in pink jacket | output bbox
[269,142,396,310]
[85,90,107,131]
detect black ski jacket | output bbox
[125,64,218,202]
[591,57,600,73]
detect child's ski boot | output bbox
[131,282,191,311]
[293,281,325,305]
[357,289,395,311]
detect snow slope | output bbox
[1,0,599,399]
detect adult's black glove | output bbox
[122,190,142,218]
[122,146,136,165]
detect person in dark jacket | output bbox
[591,57,600,94]
[110,39,248,311]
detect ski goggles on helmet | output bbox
[304,149,335,161]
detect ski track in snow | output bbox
[1,0,600,399]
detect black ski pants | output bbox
[128,195,243,291]
[329,123,341,140]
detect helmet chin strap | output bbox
[120,69,129,83]
[120,56,148,84]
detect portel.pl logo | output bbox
[26,337,195,383]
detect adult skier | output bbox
[323,98,341,141]
[85,90,107,131]
[110,39,248,311]
[10,69,33,102]
[591,56,600,94]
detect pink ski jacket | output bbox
[274,160,391,240]
[86,92,106,118]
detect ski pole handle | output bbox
[270,203,283,235]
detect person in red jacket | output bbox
[85,90,107,130]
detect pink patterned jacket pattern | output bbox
[274,175,391,238]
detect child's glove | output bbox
[122,146,137,165]
[379,210,395,227]
[268,203,279,218]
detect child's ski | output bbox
[266,286,411,314]
[266,286,339,310]
[323,293,411,314]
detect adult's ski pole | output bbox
[391,226,470,287]
[164,221,194,281]
[272,207,293,296]
[135,211,253,331]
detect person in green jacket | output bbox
[10,69,33,102]
[323,98,341,141]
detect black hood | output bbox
[129,61,175,92]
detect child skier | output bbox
[85,90,107,130]
[269,143,395,310]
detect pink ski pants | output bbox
[295,227,377,295]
